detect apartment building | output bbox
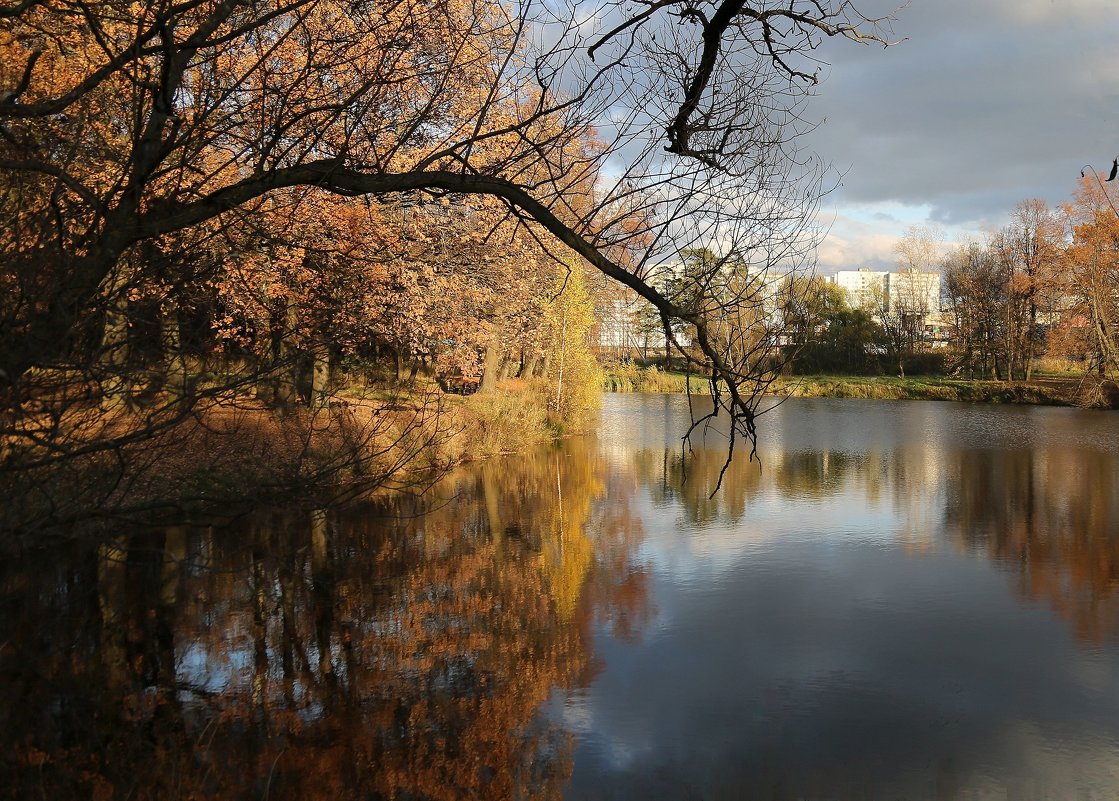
[832,267,889,310]
[831,267,941,315]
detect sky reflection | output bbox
[560,395,1119,800]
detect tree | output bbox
[943,241,1008,379]
[894,224,942,276]
[865,227,943,377]
[893,227,941,368]
[1062,178,1119,380]
[785,278,883,374]
[540,261,601,429]
[1,0,893,499]
[990,200,1062,380]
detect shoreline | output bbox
[604,371,1116,408]
[770,375,1076,406]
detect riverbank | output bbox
[1,379,585,537]
[603,367,1107,407]
[774,375,1079,406]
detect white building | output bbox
[831,267,941,315]
[832,267,889,310]
[888,269,941,316]
[597,297,666,353]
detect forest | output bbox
[0,0,898,534]
[3,0,1116,536]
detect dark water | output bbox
[3,395,1119,800]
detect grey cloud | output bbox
[803,0,1119,225]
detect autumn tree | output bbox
[943,241,1010,379]
[0,0,894,502]
[1061,177,1119,380]
[539,261,601,428]
[989,200,1063,380]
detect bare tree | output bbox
[870,226,941,377]
[943,241,1008,380]
[989,201,1062,380]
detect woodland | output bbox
[0,0,897,534]
[2,0,1116,536]
[939,183,1119,390]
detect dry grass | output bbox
[2,391,450,536]
[773,375,1074,406]
[1,379,579,538]
[604,364,690,393]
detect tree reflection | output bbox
[627,445,764,525]
[624,442,875,525]
[1,440,649,800]
[943,447,1119,643]
[612,411,1119,648]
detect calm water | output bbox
[3,395,1119,800]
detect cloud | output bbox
[796,0,1119,265]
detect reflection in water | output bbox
[606,395,1119,645]
[5,395,1119,799]
[0,438,650,800]
[569,395,1119,801]
[943,445,1119,643]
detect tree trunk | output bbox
[99,275,132,410]
[311,341,330,411]
[1091,289,1119,378]
[479,339,501,394]
[392,346,404,382]
[554,307,567,411]
[162,311,191,409]
[273,303,300,410]
[1025,303,1037,381]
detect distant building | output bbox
[597,297,665,353]
[831,267,889,310]
[888,269,942,316]
[831,267,941,316]
[597,298,640,350]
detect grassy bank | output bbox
[603,366,1091,407]
[2,378,592,537]
[603,364,691,393]
[772,375,1076,405]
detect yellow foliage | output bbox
[539,261,602,431]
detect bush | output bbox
[902,351,947,376]
[603,363,689,393]
[456,390,551,459]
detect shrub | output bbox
[457,390,551,458]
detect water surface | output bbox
[3,395,1119,799]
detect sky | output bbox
[799,0,1119,274]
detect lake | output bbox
[3,394,1119,800]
